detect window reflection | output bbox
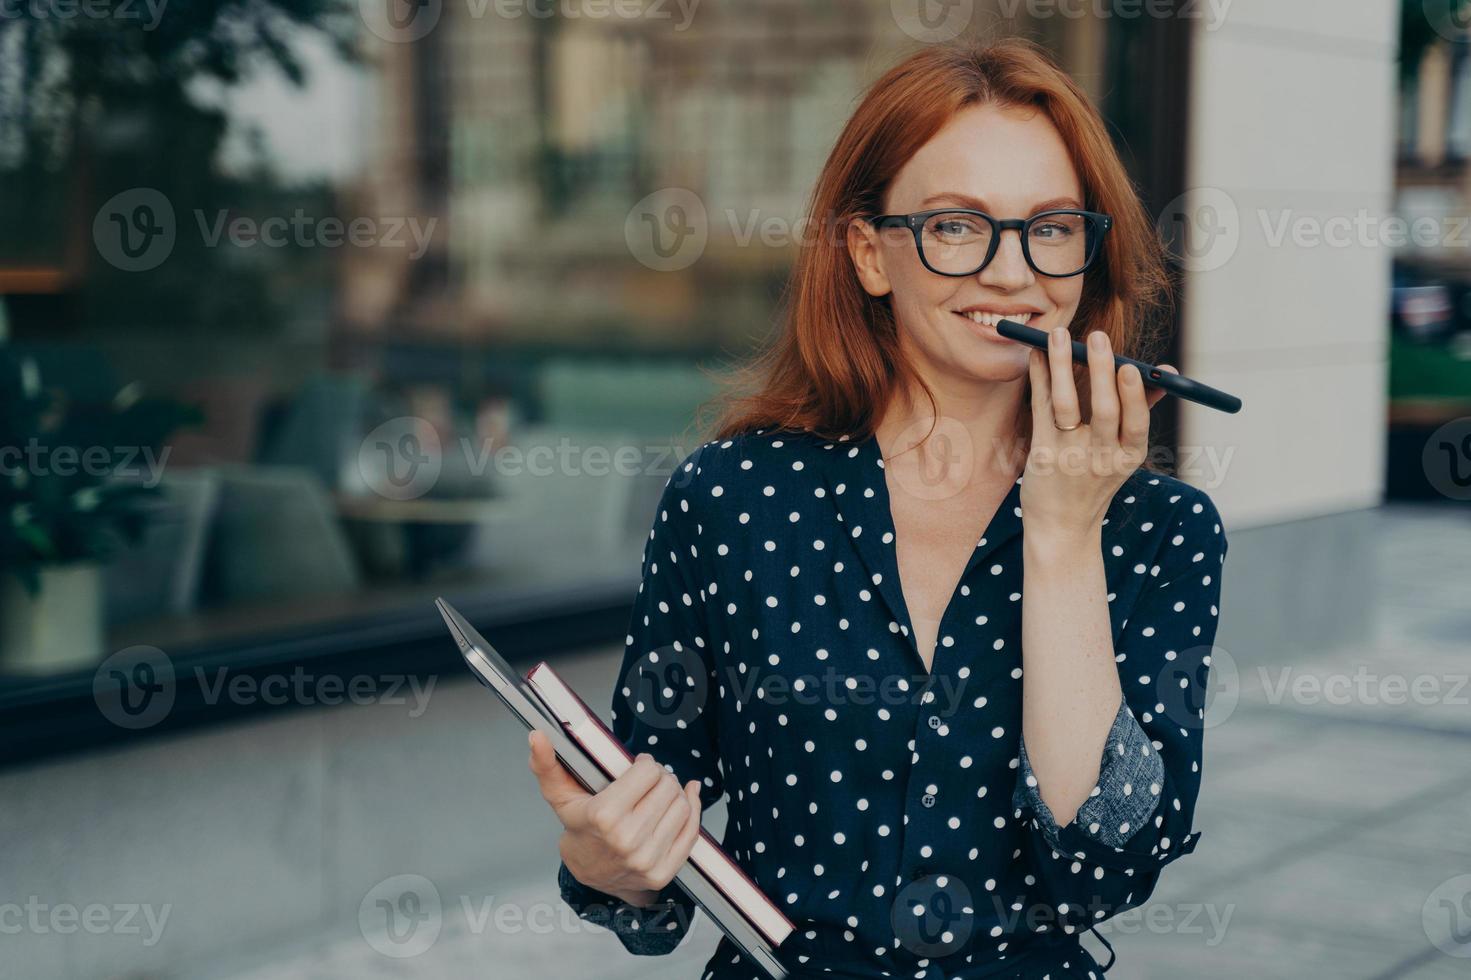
[0,2,1089,682]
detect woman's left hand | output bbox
[1020,326,1177,541]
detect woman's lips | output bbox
[953,311,1029,343]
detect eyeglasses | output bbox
[867,208,1112,278]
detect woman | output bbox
[530,37,1227,979]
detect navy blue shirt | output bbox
[559,428,1228,979]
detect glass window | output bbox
[0,3,1103,706]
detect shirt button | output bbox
[926,715,942,730]
[921,793,936,807]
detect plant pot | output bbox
[0,563,105,675]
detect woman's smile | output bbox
[950,306,1042,343]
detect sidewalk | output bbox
[213,503,1471,980]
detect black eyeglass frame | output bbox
[867,208,1114,279]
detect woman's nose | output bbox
[977,229,1035,289]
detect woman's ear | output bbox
[847,218,893,298]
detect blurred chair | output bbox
[104,467,220,623]
[205,465,361,604]
[257,374,374,491]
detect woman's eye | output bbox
[1031,222,1073,240]
[935,219,980,237]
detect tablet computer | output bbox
[436,598,792,980]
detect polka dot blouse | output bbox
[559,427,1228,979]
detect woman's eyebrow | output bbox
[917,193,1086,213]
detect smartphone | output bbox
[996,319,1243,414]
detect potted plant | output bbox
[0,344,198,674]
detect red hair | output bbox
[703,37,1174,452]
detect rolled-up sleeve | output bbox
[554,443,726,956]
[1011,486,1228,928]
[557,860,697,955]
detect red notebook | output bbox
[526,662,795,948]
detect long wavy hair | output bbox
[701,37,1174,459]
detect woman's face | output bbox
[849,101,1088,387]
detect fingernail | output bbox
[527,731,535,749]
[1052,327,1066,344]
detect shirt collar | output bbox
[803,430,1025,647]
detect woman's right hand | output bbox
[528,729,704,909]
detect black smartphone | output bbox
[996,319,1242,415]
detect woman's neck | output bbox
[874,373,1029,485]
